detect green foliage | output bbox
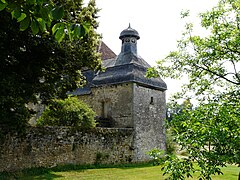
[37,97,96,129]
[147,0,240,95]
[147,150,194,179]
[0,0,96,42]
[166,99,193,121]
[0,1,101,132]
[163,91,240,179]
[162,155,195,180]
[147,0,240,179]
[147,149,165,166]
[165,128,177,155]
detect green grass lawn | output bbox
[0,163,239,180]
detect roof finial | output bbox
[128,23,131,28]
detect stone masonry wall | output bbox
[79,83,133,128]
[133,84,166,161]
[0,127,134,172]
[78,82,166,162]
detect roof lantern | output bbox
[119,23,140,40]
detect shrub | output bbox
[37,96,96,129]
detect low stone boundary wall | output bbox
[0,127,134,172]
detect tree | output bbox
[147,0,240,179]
[0,0,92,42]
[0,0,102,133]
[148,0,240,95]
[163,91,240,180]
[166,98,193,121]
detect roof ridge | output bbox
[99,41,117,60]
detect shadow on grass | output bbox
[114,162,154,169]
[0,162,154,179]
[49,162,154,172]
[0,172,63,180]
[21,173,63,180]
[0,168,64,180]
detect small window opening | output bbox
[150,97,154,105]
[102,101,110,118]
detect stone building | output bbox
[73,25,167,161]
[0,25,168,172]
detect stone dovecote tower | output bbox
[75,25,167,161]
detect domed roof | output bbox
[119,24,140,40]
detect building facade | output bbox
[74,25,167,161]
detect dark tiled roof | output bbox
[92,63,167,91]
[73,49,167,95]
[71,70,95,95]
[99,41,117,60]
[102,58,116,68]
[115,52,150,68]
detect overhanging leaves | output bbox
[51,6,64,20]
[0,1,7,11]
[30,19,39,35]
[0,0,93,42]
[20,16,30,31]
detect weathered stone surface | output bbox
[74,25,167,163]
[79,83,134,128]
[133,84,166,161]
[0,127,134,172]
[78,82,166,162]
